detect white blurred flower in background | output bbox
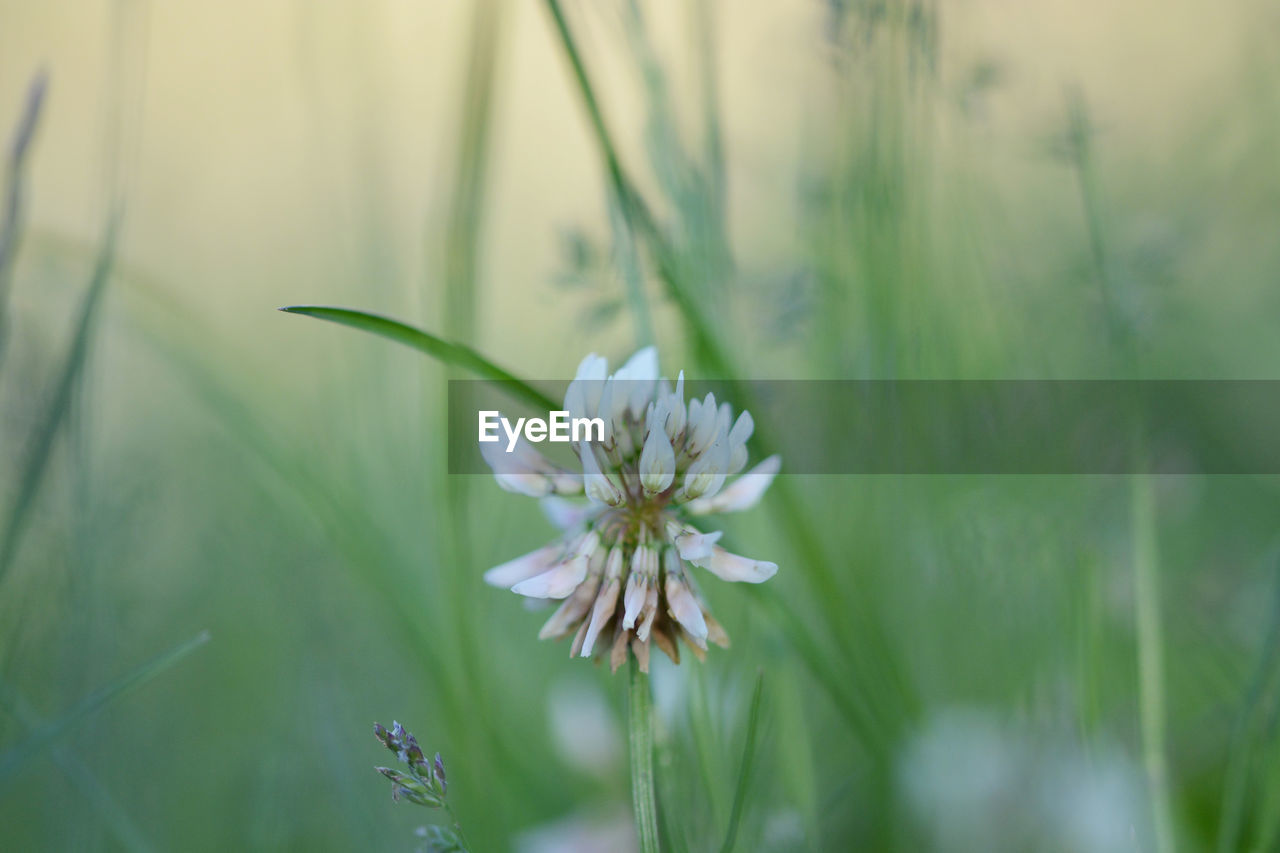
[547,678,622,775]
[899,708,1144,853]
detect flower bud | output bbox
[638,422,676,495]
[579,443,624,506]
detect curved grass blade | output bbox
[0,630,210,787]
[720,670,766,853]
[544,0,914,748]
[278,305,557,411]
[0,68,49,362]
[0,210,121,586]
[1217,559,1280,853]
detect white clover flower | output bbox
[480,347,780,672]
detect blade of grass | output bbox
[688,666,730,831]
[441,0,503,345]
[1132,435,1175,853]
[0,630,210,787]
[144,298,561,818]
[742,585,889,759]
[105,273,561,818]
[278,305,556,411]
[0,69,48,362]
[542,0,726,376]
[542,0,911,745]
[773,666,821,851]
[1216,559,1280,853]
[692,0,725,224]
[435,5,511,843]
[720,670,765,853]
[0,210,121,586]
[1067,92,1172,851]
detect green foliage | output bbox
[3,3,1280,851]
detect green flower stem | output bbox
[628,655,661,853]
[1133,444,1175,853]
[442,800,471,852]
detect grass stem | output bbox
[1133,444,1175,853]
[720,671,764,853]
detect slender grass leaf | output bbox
[0,210,121,585]
[432,8,515,842]
[1217,559,1280,853]
[0,68,49,362]
[150,305,552,805]
[720,670,765,853]
[0,630,210,787]
[277,305,557,411]
[540,2,909,746]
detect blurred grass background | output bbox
[2,0,1280,850]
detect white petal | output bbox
[680,436,729,501]
[511,554,591,599]
[686,455,781,515]
[603,375,628,425]
[638,423,676,494]
[483,544,561,588]
[686,393,719,455]
[663,555,708,644]
[564,354,608,421]
[540,497,598,531]
[618,346,659,382]
[580,577,620,656]
[617,347,658,418]
[690,546,777,584]
[564,380,587,422]
[622,570,648,629]
[636,583,659,641]
[482,435,580,496]
[664,371,686,440]
[729,410,754,447]
[579,443,624,506]
[539,575,600,638]
[673,528,723,561]
[573,529,602,558]
[604,545,626,580]
[595,379,616,444]
[575,353,609,382]
[492,472,552,497]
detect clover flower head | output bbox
[480,347,781,672]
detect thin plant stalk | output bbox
[441,799,471,852]
[1067,91,1172,852]
[0,69,48,361]
[628,655,660,853]
[436,1,508,839]
[720,671,765,853]
[1133,443,1175,853]
[0,210,121,586]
